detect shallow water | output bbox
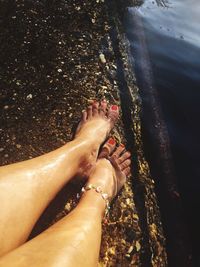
[125,0,200,265]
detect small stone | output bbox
[4,154,9,158]
[16,144,21,149]
[0,148,4,152]
[91,18,95,24]
[57,68,62,73]
[128,245,134,254]
[108,248,115,255]
[4,105,9,110]
[133,214,139,221]
[99,53,106,64]
[26,94,33,100]
[65,203,71,211]
[135,241,141,252]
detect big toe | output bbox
[99,137,116,159]
[107,104,119,126]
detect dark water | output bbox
[125,0,200,265]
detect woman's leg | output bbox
[0,142,131,267]
[0,101,119,256]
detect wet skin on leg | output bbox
[0,140,131,267]
[0,101,119,256]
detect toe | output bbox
[107,104,119,125]
[99,99,107,116]
[120,159,131,171]
[82,110,87,122]
[118,151,131,164]
[123,167,131,176]
[92,101,99,116]
[112,144,125,158]
[87,105,93,119]
[99,137,116,158]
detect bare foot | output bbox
[86,139,131,203]
[75,100,119,139]
[74,101,119,177]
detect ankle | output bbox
[79,190,106,218]
[87,164,115,200]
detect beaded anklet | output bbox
[79,183,110,224]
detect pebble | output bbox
[26,94,33,100]
[0,148,4,152]
[65,203,71,211]
[4,105,9,110]
[57,68,62,73]
[99,53,106,64]
[16,144,21,149]
[128,245,134,254]
[135,241,141,252]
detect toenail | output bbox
[120,144,125,148]
[108,138,115,145]
[111,105,118,111]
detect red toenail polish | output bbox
[108,138,115,145]
[111,105,118,111]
